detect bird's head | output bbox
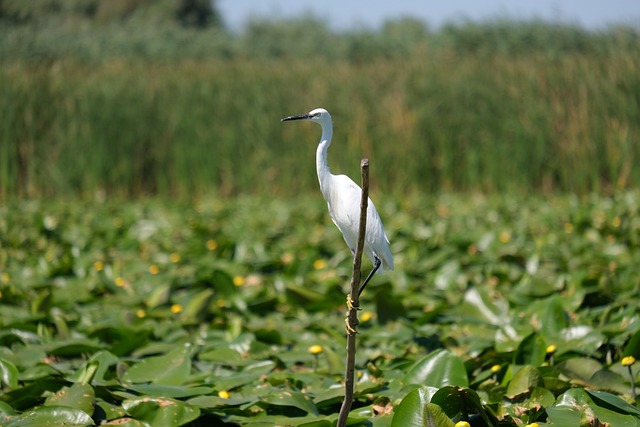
[281,108,332,126]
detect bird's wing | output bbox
[324,174,362,251]
[325,174,394,272]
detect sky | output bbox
[217,0,640,31]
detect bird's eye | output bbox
[313,113,321,118]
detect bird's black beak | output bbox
[281,114,311,122]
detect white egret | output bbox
[282,108,393,297]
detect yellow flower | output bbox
[218,390,230,399]
[612,216,621,228]
[313,259,327,270]
[136,309,146,318]
[169,253,181,263]
[148,264,160,275]
[525,423,539,427]
[115,277,127,288]
[170,304,183,314]
[308,345,323,355]
[622,356,636,366]
[360,311,374,322]
[564,222,574,234]
[93,261,104,272]
[1,272,10,284]
[206,239,218,251]
[281,252,294,265]
[215,299,226,307]
[233,276,245,286]
[498,231,511,243]
[546,344,557,354]
[490,364,501,373]
[455,422,471,427]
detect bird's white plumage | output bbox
[283,107,393,274]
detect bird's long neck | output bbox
[316,123,333,196]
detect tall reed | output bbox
[1,49,638,199]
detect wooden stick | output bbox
[337,158,369,427]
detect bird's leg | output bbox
[358,256,381,298]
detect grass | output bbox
[1,47,639,199]
[1,193,640,425]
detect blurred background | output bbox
[1,0,639,199]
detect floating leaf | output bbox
[121,343,192,386]
[260,390,319,416]
[514,332,547,366]
[0,358,19,389]
[587,390,640,416]
[539,296,569,338]
[431,386,490,424]
[392,387,455,427]
[127,384,213,398]
[122,396,200,427]
[403,349,469,388]
[546,405,581,427]
[375,288,405,324]
[44,383,95,416]
[187,395,257,409]
[180,289,214,323]
[505,365,543,398]
[557,357,602,383]
[4,406,93,427]
[623,329,640,359]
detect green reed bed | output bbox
[1,48,638,199]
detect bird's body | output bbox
[282,108,393,287]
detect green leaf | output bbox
[187,395,257,409]
[539,296,569,337]
[375,288,405,324]
[505,365,543,398]
[146,283,171,308]
[121,343,192,386]
[546,406,581,427]
[100,418,147,427]
[589,368,628,394]
[557,357,602,382]
[587,390,640,416]
[392,387,455,427]
[44,383,95,416]
[403,349,469,387]
[0,401,16,417]
[127,384,213,398]
[198,347,247,366]
[43,339,104,357]
[460,286,509,326]
[431,386,489,424]
[4,406,93,427]
[122,396,200,427]
[623,329,640,359]
[260,390,319,416]
[553,388,640,427]
[180,289,214,323]
[514,333,547,366]
[0,358,19,389]
[2,378,67,411]
[67,350,119,384]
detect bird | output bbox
[281,108,393,299]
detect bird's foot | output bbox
[345,294,360,334]
[346,294,360,311]
[345,315,359,335]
